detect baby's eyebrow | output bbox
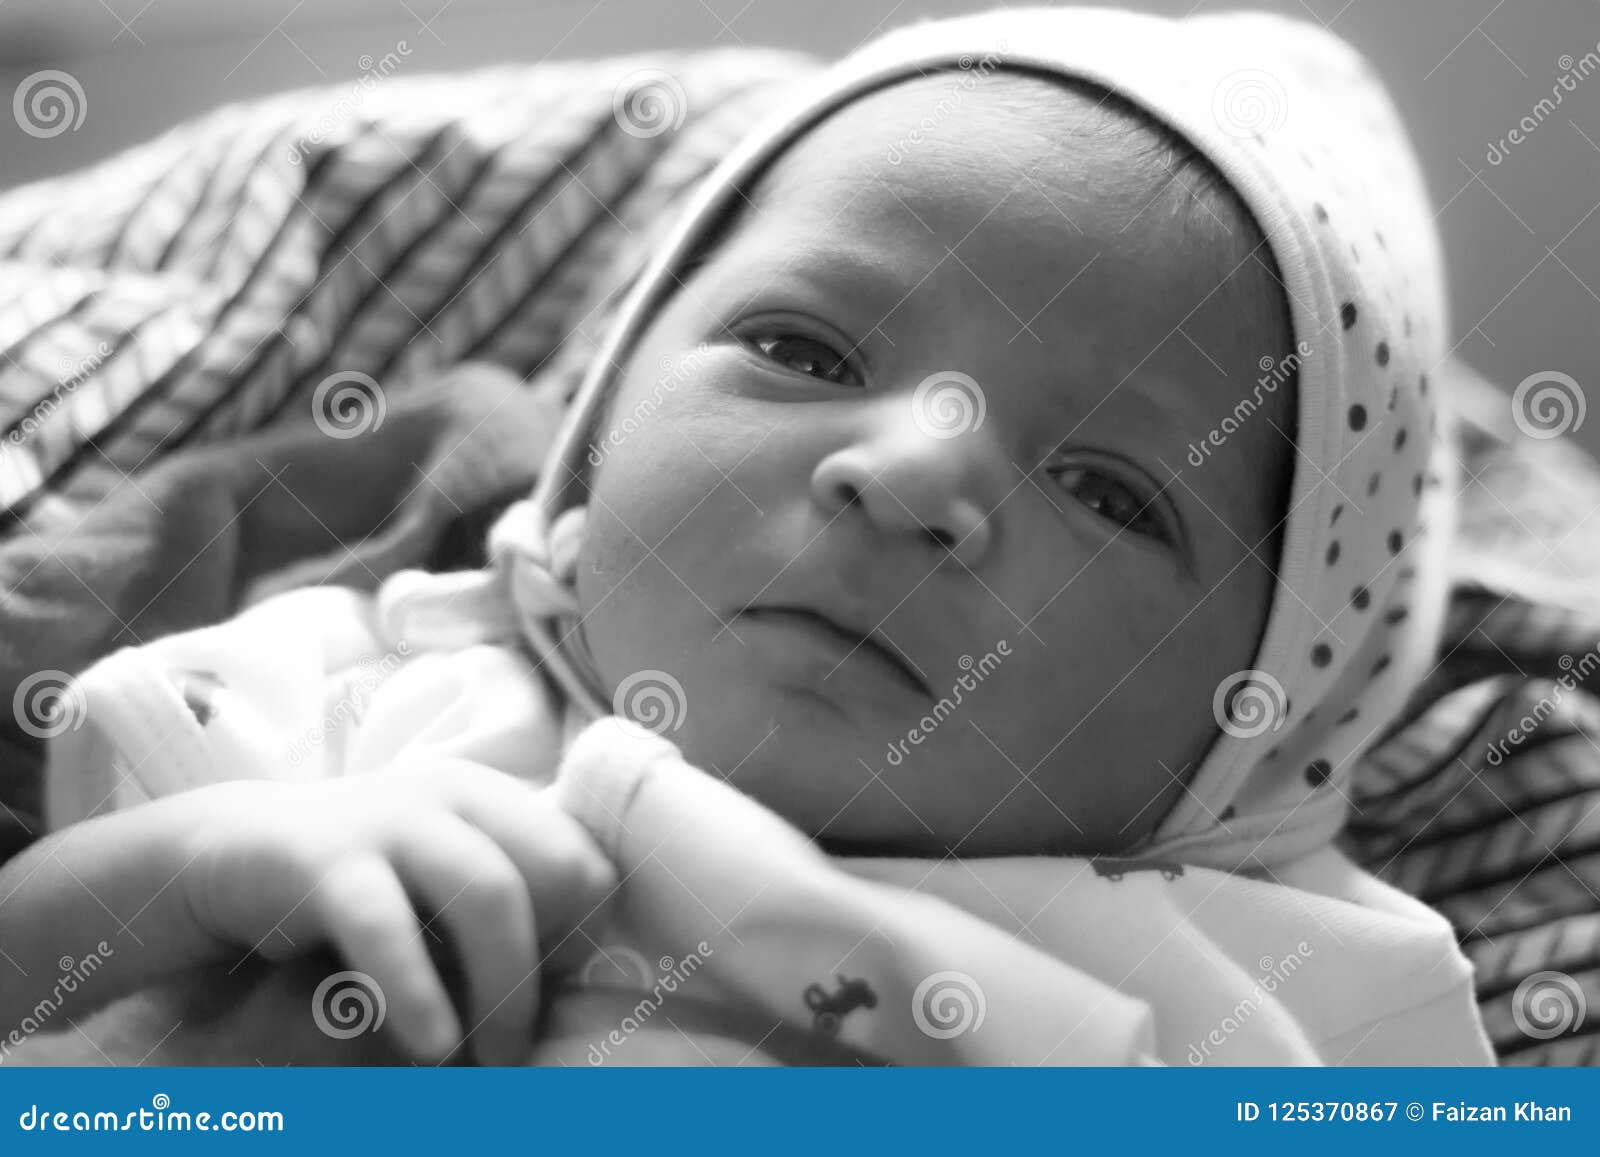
[740,243,914,314]
[1044,367,1203,442]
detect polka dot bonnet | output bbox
[379,6,1457,873]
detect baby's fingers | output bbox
[313,856,461,1062]
[389,813,539,1066]
[428,763,619,961]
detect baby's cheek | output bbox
[1019,557,1188,668]
[1007,573,1230,763]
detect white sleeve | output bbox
[46,587,388,828]
[553,718,1159,1065]
[1320,981,1497,1066]
[47,584,569,830]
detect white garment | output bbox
[49,587,1495,1066]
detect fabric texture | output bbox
[396,6,1457,877]
[0,34,1594,1064]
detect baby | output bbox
[2,7,1495,1065]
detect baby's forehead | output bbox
[723,90,1240,339]
[733,71,1255,317]
[755,72,1151,221]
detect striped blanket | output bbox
[0,48,1594,1065]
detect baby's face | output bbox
[575,80,1290,856]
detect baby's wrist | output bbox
[0,801,225,1028]
[65,790,246,964]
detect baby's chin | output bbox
[672,689,935,846]
[667,688,1148,859]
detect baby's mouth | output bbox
[736,605,931,698]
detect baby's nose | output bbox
[810,425,994,569]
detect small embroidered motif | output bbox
[802,973,878,1037]
[1091,856,1185,882]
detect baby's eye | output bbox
[1051,465,1167,541]
[749,332,859,386]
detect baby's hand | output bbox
[174,759,616,1065]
